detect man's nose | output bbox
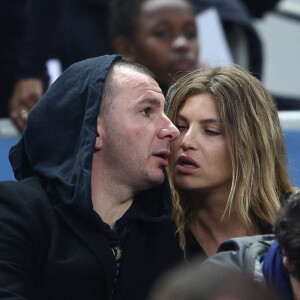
[158,115,180,141]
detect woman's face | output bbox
[171,93,232,193]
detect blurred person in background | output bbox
[148,257,278,300]
[110,0,200,94]
[0,0,29,119]
[192,0,300,110]
[6,0,299,134]
[7,0,112,132]
[8,0,200,133]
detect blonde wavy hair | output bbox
[166,66,296,250]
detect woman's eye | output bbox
[205,129,220,136]
[176,125,187,131]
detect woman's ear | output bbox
[113,37,137,61]
[95,116,103,150]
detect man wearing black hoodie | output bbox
[0,55,182,299]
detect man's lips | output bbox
[153,150,170,167]
[176,154,199,174]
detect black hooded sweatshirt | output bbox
[0,55,183,300]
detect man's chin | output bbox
[134,169,166,192]
[146,171,165,188]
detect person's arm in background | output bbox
[9,0,60,132]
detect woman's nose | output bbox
[181,128,198,150]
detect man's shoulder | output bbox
[0,175,45,192]
[0,176,49,208]
[0,177,55,244]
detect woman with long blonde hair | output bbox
[166,66,296,257]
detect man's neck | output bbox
[91,175,134,229]
[92,194,133,230]
[91,155,134,229]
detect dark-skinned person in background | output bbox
[110,0,200,94]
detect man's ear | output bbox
[113,37,136,61]
[95,116,103,150]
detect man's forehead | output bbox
[112,67,163,95]
[113,67,151,84]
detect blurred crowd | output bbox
[1,0,299,133]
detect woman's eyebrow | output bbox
[176,114,221,124]
[176,114,187,121]
[200,119,222,124]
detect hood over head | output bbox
[9,55,173,222]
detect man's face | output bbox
[98,68,179,192]
[132,0,199,88]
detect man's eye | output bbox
[142,107,151,116]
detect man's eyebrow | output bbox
[176,114,221,124]
[138,98,163,107]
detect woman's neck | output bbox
[189,190,261,256]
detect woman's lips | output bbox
[176,154,199,174]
